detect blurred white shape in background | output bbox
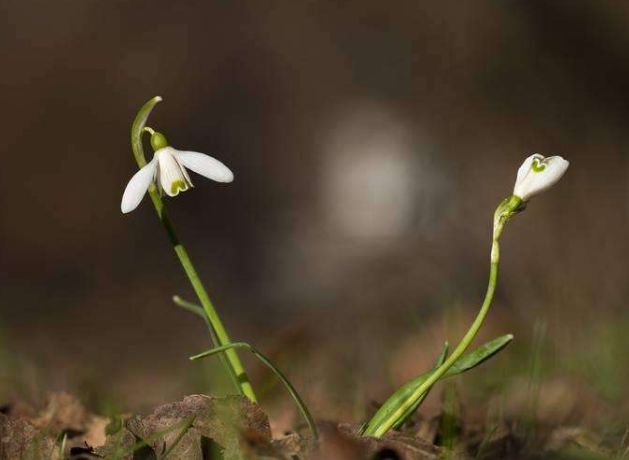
[266,101,451,306]
[321,102,434,239]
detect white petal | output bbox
[156,147,192,197]
[173,153,193,187]
[513,154,569,201]
[175,150,234,183]
[525,156,569,197]
[545,156,570,178]
[121,159,157,213]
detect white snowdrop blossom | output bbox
[121,142,233,214]
[513,154,569,201]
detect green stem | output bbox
[367,250,499,437]
[177,296,318,439]
[365,195,522,438]
[130,96,257,403]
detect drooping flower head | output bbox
[121,131,233,213]
[513,154,569,202]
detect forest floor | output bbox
[0,391,623,460]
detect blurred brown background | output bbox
[0,0,627,432]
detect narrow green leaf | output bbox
[361,342,448,435]
[173,295,207,322]
[362,334,513,437]
[57,433,67,460]
[172,295,222,362]
[190,342,318,440]
[116,416,195,458]
[444,334,513,377]
[161,416,196,459]
[392,342,449,430]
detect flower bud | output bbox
[513,154,569,201]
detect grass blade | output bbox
[176,295,318,439]
[57,433,67,460]
[111,417,195,459]
[173,295,208,324]
[190,342,318,440]
[160,416,196,459]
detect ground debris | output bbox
[293,422,444,460]
[544,426,613,458]
[0,413,58,460]
[0,392,99,460]
[0,392,617,459]
[31,393,89,434]
[97,394,276,460]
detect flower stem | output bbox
[367,255,499,437]
[365,196,522,438]
[130,96,257,403]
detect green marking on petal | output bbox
[171,180,188,195]
[532,159,546,172]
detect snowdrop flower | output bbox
[513,154,569,201]
[121,131,233,213]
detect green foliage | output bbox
[361,360,434,435]
[130,97,257,402]
[176,295,319,440]
[361,335,513,437]
[190,342,319,440]
[444,334,514,377]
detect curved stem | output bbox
[367,238,501,438]
[191,343,319,440]
[130,97,257,403]
[364,195,522,438]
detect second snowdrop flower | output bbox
[513,154,569,202]
[121,130,234,214]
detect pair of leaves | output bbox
[361,334,513,436]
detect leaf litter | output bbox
[0,392,620,459]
